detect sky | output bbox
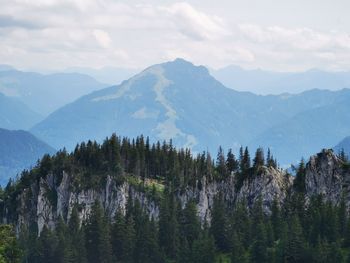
[1,0,350,72]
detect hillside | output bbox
[0,92,42,130]
[0,69,106,116]
[31,59,350,165]
[1,134,350,262]
[0,128,55,185]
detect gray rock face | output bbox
[236,166,293,213]
[5,149,350,233]
[305,149,350,205]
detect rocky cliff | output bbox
[2,149,349,233]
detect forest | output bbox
[0,134,350,263]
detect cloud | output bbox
[162,2,230,41]
[0,1,350,72]
[93,29,112,48]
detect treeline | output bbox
[1,135,350,262]
[3,134,278,202]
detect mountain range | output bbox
[0,92,42,130]
[0,128,55,185]
[0,67,106,116]
[30,58,350,165]
[212,65,350,94]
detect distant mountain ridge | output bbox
[212,65,350,94]
[31,58,350,165]
[0,67,106,116]
[0,128,55,185]
[0,92,42,130]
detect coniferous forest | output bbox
[1,134,350,263]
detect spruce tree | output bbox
[210,194,229,251]
[68,206,87,263]
[191,232,216,263]
[251,223,268,263]
[226,148,238,173]
[284,215,305,263]
[180,200,200,247]
[253,147,265,171]
[85,201,112,263]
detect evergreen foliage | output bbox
[1,134,350,262]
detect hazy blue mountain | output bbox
[0,69,106,116]
[63,66,138,86]
[212,66,350,94]
[334,136,350,157]
[0,128,55,185]
[0,64,14,71]
[32,59,284,151]
[31,59,350,165]
[0,92,42,130]
[249,89,350,164]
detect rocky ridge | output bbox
[2,149,349,233]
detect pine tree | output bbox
[216,146,228,178]
[231,231,245,263]
[210,194,229,251]
[251,223,268,263]
[191,231,216,263]
[85,201,112,263]
[271,198,282,240]
[293,159,306,193]
[266,148,277,168]
[284,215,305,263]
[36,225,57,263]
[68,206,87,263]
[253,147,265,171]
[338,195,347,240]
[180,200,200,247]
[158,189,179,259]
[240,147,251,175]
[111,209,135,262]
[226,148,238,173]
[54,216,71,263]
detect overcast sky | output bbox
[1,0,350,72]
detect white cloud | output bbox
[93,29,112,48]
[0,1,350,72]
[162,2,230,41]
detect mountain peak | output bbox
[159,58,209,77]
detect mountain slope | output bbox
[0,69,106,115]
[0,128,55,185]
[31,59,350,165]
[0,92,42,130]
[32,59,300,151]
[334,136,350,157]
[249,89,350,164]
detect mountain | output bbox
[334,136,350,157]
[0,69,106,116]
[31,59,350,165]
[212,65,350,94]
[31,59,289,151]
[63,66,138,86]
[0,128,55,185]
[0,92,42,130]
[248,88,350,164]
